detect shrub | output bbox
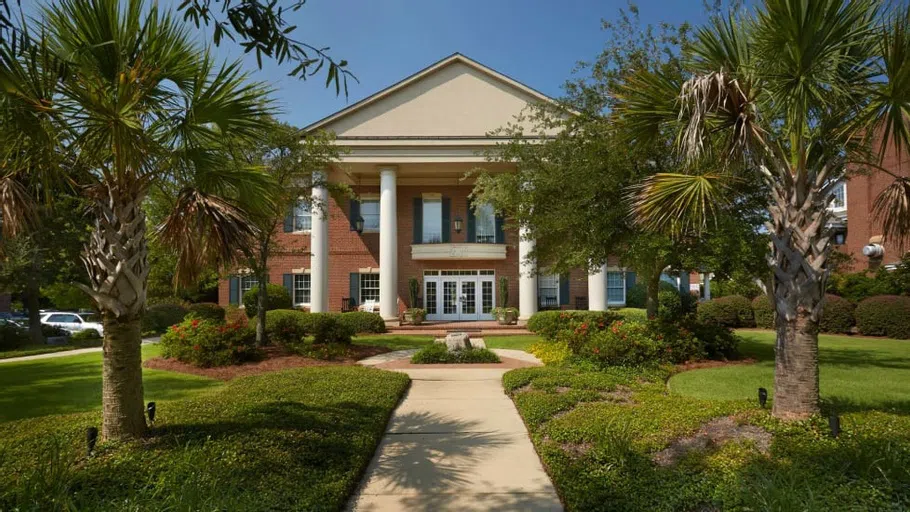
[70,329,102,347]
[819,294,855,334]
[146,296,190,307]
[40,324,70,338]
[0,322,28,351]
[142,304,188,335]
[625,281,677,309]
[855,295,910,339]
[186,303,226,323]
[410,344,501,364]
[585,321,663,366]
[684,319,740,360]
[647,320,704,363]
[697,295,754,327]
[614,308,647,322]
[264,309,311,345]
[310,313,355,345]
[528,340,572,365]
[160,318,258,367]
[337,311,386,334]
[657,289,697,321]
[527,310,619,341]
[242,284,292,318]
[752,295,775,329]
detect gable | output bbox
[310,57,554,138]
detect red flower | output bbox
[193,344,201,351]
[191,319,200,328]
[592,347,600,354]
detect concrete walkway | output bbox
[349,360,562,511]
[0,336,160,364]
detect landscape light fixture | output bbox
[86,426,98,456]
[355,216,364,234]
[454,216,463,234]
[758,388,768,408]
[147,402,157,423]
[829,415,841,438]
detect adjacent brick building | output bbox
[217,54,633,321]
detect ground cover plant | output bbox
[410,343,501,364]
[0,366,409,510]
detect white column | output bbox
[518,225,537,320]
[588,264,608,311]
[309,169,329,313]
[379,166,399,320]
[704,272,712,300]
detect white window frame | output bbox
[240,276,259,298]
[292,198,312,232]
[607,270,626,305]
[360,198,380,232]
[360,273,380,304]
[538,274,559,306]
[475,202,496,244]
[293,274,311,306]
[422,197,443,244]
[829,182,847,212]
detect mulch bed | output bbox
[374,356,541,370]
[675,358,757,372]
[144,345,390,381]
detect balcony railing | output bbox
[538,296,559,311]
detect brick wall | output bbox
[844,139,910,270]
[218,184,598,313]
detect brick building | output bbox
[217,54,634,321]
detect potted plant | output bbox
[493,277,518,324]
[404,277,425,325]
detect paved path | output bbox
[0,337,161,364]
[349,358,562,511]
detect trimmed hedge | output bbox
[160,318,258,367]
[697,295,754,328]
[856,295,910,339]
[527,310,619,340]
[338,312,386,334]
[186,302,226,323]
[819,294,855,334]
[263,309,355,345]
[410,344,501,364]
[614,307,648,322]
[243,284,292,318]
[310,313,355,345]
[752,295,774,329]
[142,303,188,335]
[625,281,678,309]
[0,322,27,351]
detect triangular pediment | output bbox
[305,54,556,138]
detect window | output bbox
[240,276,258,298]
[607,271,625,304]
[360,273,380,303]
[47,314,78,323]
[475,203,496,243]
[294,274,311,305]
[422,198,442,243]
[833,230,847,245]
[830,182,847,211]
[292,199,311,232]
[360,199,380,231]
[538,274,559,307]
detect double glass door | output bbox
[424,270,495,321]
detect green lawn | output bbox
[0,343,88,360]
[0,366,409,510]
[354,333,541,352]
[0,344,221,423]
[669,330,910,413]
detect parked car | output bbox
[40,311,104,335]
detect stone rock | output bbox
[444,332,471,351]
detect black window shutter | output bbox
[441,197,451,243]
[283,204,294,232]
[283,274,294,301]
[625,271,636,291]
[559,273,570,305]
[466,197,476,242]
[494,215,505,244]
[413,198,423,244]
[349,273,360,304]
[349,200,361,231]
[229,277,240,305]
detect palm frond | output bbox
[872,176,910,249]
[0,175,38,237]
[613,69,683,146]
[154,188,259,287]
[629,172,733,237]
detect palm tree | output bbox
[0,0,274,440]
[616,0,910,420]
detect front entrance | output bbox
[424,270,495,321]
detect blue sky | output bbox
[200,0,720,128]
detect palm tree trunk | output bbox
[768,184,827,420]
[101,312,145,440]
[81,189,150,440]
[646,271,661,319]
[25,279,43,345]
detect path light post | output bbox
[147,402,156,424]
[86,427,98,456]
[829,415,840,438]
[758,388,768,408]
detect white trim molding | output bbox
[411,243,507,261]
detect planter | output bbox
[404,309,426,326]
[495,309,518,325]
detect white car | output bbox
[40,312,104,335]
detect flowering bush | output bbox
[264,309,310,345]
[160,318,259,367]
[585,321,663,366]
[527,310,619,341]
